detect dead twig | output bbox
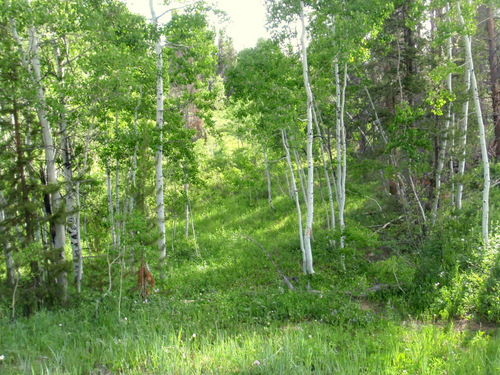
[241,235,295,291]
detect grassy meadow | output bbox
[1,132,500,374]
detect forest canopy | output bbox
[1,0,500,373]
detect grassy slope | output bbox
[1,133,500,373]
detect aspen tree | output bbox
[10,8,68,298]
[431,6,453,226]
[299,1,314,274]
[457,1,490,245]
[150,0,167,277]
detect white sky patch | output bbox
[121,0,270,51]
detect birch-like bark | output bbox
[313,107,336,234]
[263,148,275,210]
[299,1,314,274]
[335,62,347,248]
[184,180,189,238]
[284,167,293,199]
[11,16,67,296]
[293,147,308,206]
[431,25,453,226]
[150,0,167,277]
[282,129,306,269]
[456,65,470,209]
[54,42,83,293]
[458,2,491,245]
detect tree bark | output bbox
[313,107,336,235]
[456,65,470,210]
[263,147,275,210]
[485,6,500,158]
[335,62,347,248]
[11,17,68,298]
[299,1,314,274]
[431,24,453,226]
[150,0,167,278]
[458,2,491,245]
[1,192,16,287]
[54,41,83,293]
[282,129,306,269]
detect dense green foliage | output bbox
[1,0,500,372]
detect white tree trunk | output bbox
[151,0,167,276]
[431,27,453,226]
[312,107,336,234]
[458,2,491,245]
[282,129,306,270]
[54,42,83,293]
[11,17,67,296]
[263,148,275,210]
[456,62,470,210]
[184,181,190,238]
[335,62,347,248]
[300,1,314,274]
[293,147,308,205]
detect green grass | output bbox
[1,142,500,374]
[1,303,499,374]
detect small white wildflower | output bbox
[192,333,196,338]
[124,317,127,321]
[253,360,261,366]
[308,335,312,338]
[0,355,4,361]
[461,238,465,241]
[59,324,63,327]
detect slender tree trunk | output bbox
[11,17,67,298]
[1,192,16,287]
[12,100,33,241]
[54,42,83,293]
[128,89,142,270]
[284,167,293,199]
[282,129,306,270]
[115,157,121,250]
[335,62,347,248]
[293,147,308,206]
[77,116,94,260]
[299,1,314,274]
[184,180,190,238]
[106,163,117,250]
[485,6,500,157]
[150,0,167,277]
[431,26,453,226]
[130,87,142,215]
[456,65,470,210]
[312,107,336,235]
[458,2,491,245]
[263,147,275,210]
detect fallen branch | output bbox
[241,235,295,291]
[375,215,404,233]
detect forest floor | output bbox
[1,151,500,374]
